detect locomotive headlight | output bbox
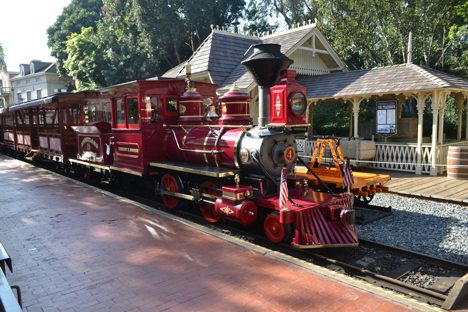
[289,91,307,116]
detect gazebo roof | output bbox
[296,63,468,101]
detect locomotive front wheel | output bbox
[161,173,183,209]
[199,181,220,223]
[354,194,374,205]
[264,211,291,243]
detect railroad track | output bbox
[7,153,468,310]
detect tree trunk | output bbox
[372,0,393,65]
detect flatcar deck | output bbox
[0,154,446,311]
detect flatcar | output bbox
[0,44,358,248]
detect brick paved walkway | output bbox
[0,154,434,312]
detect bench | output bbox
[0,243,21,311]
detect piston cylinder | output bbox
[214,198,257,225]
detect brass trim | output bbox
[203,131,211,165]
[221,114,250,117]
[69,158,110,171]
[165,124,253,128]
[149,162,237,178]
[159,189,194,201]
[179,100,203,103]
[163,131,170,159]
[110,166,144,176]
[233,130,244,169]
[182,128,192,162]
[178,115,204,118]
[291,243,359,249]
[221,102,250,105]
[222,191,245,201]
[266,123,310,128]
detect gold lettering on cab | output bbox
[117,146,139,153]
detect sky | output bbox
[1,0,72,71]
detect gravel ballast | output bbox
[355,193,468,264]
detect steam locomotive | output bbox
[0,44,357,248]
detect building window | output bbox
[36,77,40,82]
[26,91,31,102]
[26,79,30,84]
[17,92,23,104]
[16,81,20,86]
[36,89,42,99]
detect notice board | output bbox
[376,100,397,137]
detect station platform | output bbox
[0,154,457,312]
[361,168,468,204]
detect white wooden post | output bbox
[431,91,440,176]
[455,94,464,140]
[352,96,361,138]
[437,92,448,175]
[348,101,353,138]
[416,93,425,175]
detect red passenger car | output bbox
[2,92,109,164]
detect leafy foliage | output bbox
[49,0,245,88]
[46,0,103,77]
[64,27,106,90]
[0,42,5,68]
[243,0,279,34]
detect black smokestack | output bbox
[242,44,293,127]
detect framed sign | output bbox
[376,100,396,137]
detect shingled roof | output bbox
[162,31,259,84]
[161,23,341,91]
[296,63,468,100]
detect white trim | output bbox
[211,29,259,40]
[297,46,329,55]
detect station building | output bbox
[2,61,71,105]
[163,22,468,176]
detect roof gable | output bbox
[162,22,346,91]
[220,24,345,91]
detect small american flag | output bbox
[279,167,289,210]
[342,157,354,189]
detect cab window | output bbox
[142,96,158,125]
[115,99,125,128]
[113,97,140,129]
[127,97,139,126]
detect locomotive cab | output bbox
[98,79,218,176]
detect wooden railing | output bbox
[297,138,468,175]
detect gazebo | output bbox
[297,63,468,175]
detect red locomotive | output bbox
[0,44,357,248]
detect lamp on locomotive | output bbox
[269,69,308,126]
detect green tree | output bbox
[64,27,106,90]
[47,0,103,77]
[96,0,160,85]
[243,0,279,34]
[261,0,464,71]
[0,42,5,68]
[132,0,245,71]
